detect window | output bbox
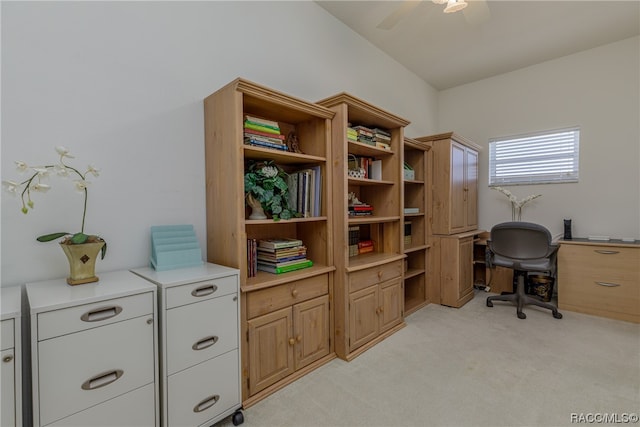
[489,127,579,186]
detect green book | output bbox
[244,121,281,134]
[257,259,313,274]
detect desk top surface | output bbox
[559,238,640,248]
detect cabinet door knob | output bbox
[146,318,154,325]
[289,338,296,346]
[377,271,383,279]
[296,335,302,343]
[3,355,13,363]
[81,305,123,323]
[291,289,298,297]
[193,394,220,413]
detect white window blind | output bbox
[489,127,580,186]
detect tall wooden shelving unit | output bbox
[402,137,432,315]
[204,78,336,407]
[317,93,409,361]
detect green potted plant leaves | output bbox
[244,160,297,221]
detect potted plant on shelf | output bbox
[2,146,106,285]
[244,160,297,221]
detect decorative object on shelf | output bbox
[286,131,303,154]
[244,160,297,221]
[246,194,267,220]
[347,154,366,179]
[2,146,106,285]
[492,186,541,221]
[403,162,415,180]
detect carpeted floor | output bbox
[218,291,640,427]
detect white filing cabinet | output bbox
[132,263,243,427]
[1,286,22,427]
[26,270,159,427]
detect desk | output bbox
[558,238,640,323]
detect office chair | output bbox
[486,222,563,319]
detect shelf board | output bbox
[404,268,425,280]
[243,146,326,164]
[347,215,400,225]
[242,264,335,292]
[405,298,429,316]
[245,216,328,225]
[346,252,406,272]
[403,212,424,218]
[403,179,425,185]
[348,140,395,157]
[404,244,429,253]
[348,177,394,186]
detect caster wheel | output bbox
[517,312,526,319]
[486,300,493,307]
[232,410,244,426]
[553,312,563,319]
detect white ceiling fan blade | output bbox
[376,1,422,30]
[463,0,491,25]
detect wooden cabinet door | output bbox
[465,148,478,230]
[293,295,330,370]
[379,279,403,333]
[247,307,294,395]
[349,286,379,351]
[450,141,467,233]
[459,237,474,300]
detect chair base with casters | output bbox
[484,221,563,320]
[486,270,562,319]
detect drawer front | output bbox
[1,319,14,351]
[38,316,155,426]
[37,292,153,341]
[559,245,640,316]
[1,348,15,427]
[48,383,156,427]
[246,274,328,319]
[349,261,402,294]
[166,275,237,309]
[167,350,240,427]
[166,293,238,375]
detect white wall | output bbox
[438,36,640,240]
[1,1,438,287]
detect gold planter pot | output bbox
[60,241,105,285]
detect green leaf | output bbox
[100,241,107,259]
[37,232,69,242]
[71,233,89,244]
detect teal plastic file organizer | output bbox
[150,225,203,271]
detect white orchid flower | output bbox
[2,180,20,195]
[86,164,100,177]
[54,164,69,177]
[73,179,90,193]
[15,161,28,173]
[31,183,51,193]
[55,146,75,159]
[32,167,50,178]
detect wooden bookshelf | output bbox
[204,78,336,407]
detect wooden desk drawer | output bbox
[166,275,237,309]
[166,293,238,375]
[349,261,402,293]
[38,316,155,425]
[167,350,239,427]
[37,292,153,341]
[246,274,328,319]
[1,319,13,351]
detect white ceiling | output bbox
[316,0,640,90]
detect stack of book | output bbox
[348,203,373,217]
[286,166,321,217]
[353,125,375,146]
[348,226,360,257]
[347,126,358,143]
[244,115,288,151]
[256,238,313,274]
[404,207,419,214]
[247,238,257,277]
[373,128,391,150]
[358,240,374,254]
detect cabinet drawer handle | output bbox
[193,394,219,413]
[80,305,123,322]
[595,281,621,287]
[3,355,13,363]
[192,335,219,351]
[291,289,298,297]
[191,284,218,297]
[595,250,620,255]
[81,369,124,390]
